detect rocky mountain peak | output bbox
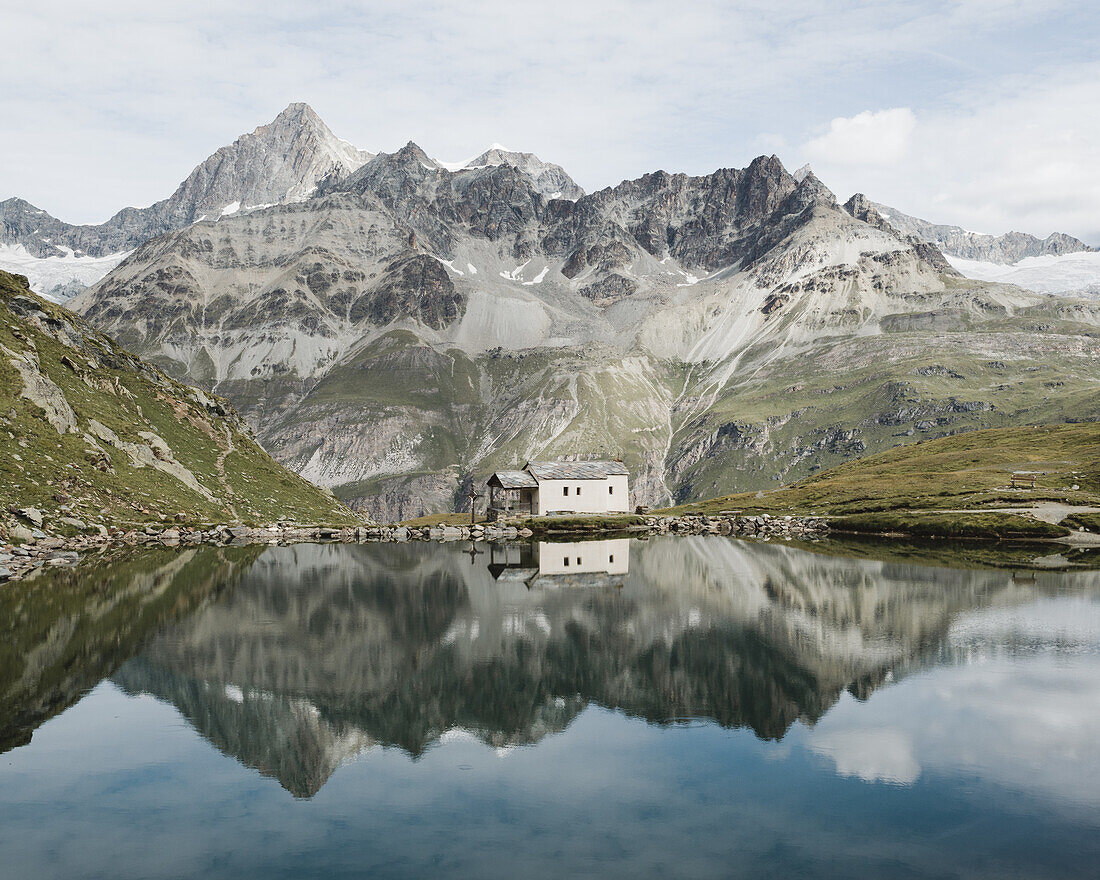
[767,170,838,224]
[843,192,887,228]
[337,141,442,201]
[737,155,801,216]
[0,103,375,272]
[462,146,585,200]
[163,104,373,223]
[344,141,441,188]
[271,101,322,126]
[393,141,439,168]
[1041,231,1095,255]
[0,196,37,214]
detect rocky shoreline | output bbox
[0,512,830,583]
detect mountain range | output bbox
[870,201,1100,299]
[5,104,1099,519]
[870,201,1093,264]
[3,103,1094,301]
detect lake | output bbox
[1,537,1098,879]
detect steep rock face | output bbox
[547,156,801,278]
[844,193,955,273]
[72,145,1100,519]
[842,193,892,233]
[349,253,464,328]
[161,102,372,224]
[331,145,553,259]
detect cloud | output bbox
[807,726,921,785]
[801,595,1100,809]
[0,1,1097,240]
[798,65,1100,241]
[804,108,917,168]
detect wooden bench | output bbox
[1010,473,1037,489]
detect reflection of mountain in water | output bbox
[0,546,261,753]
[108,539,1099,797]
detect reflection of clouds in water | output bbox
[807,727,920,785]
[802,596,1100,807]
[922,659,1100,806]
[5,542,1100,879]
[947,596,1100,655]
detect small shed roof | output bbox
[525,460,629,481]
[487,565,539,583]
[488,470,539,489]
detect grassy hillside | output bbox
[668,284,1100,506]
[0,271,360,540]
[665,422,1100,535]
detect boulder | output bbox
[9,524,35,543]
[16,507,44,527]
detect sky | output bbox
[2,0,1098,242]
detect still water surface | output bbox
[1,537,1098,878]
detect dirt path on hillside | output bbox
[931,502,1100,524]
[214,426,241,522]
[918,502,1100,547]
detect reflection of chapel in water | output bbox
[487,539,630,589]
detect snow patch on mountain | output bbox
[0,243,129,302]
[523,266,550,285]
[438,143,513,172]
[947,252,1100,297]
[499,259,531,281]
